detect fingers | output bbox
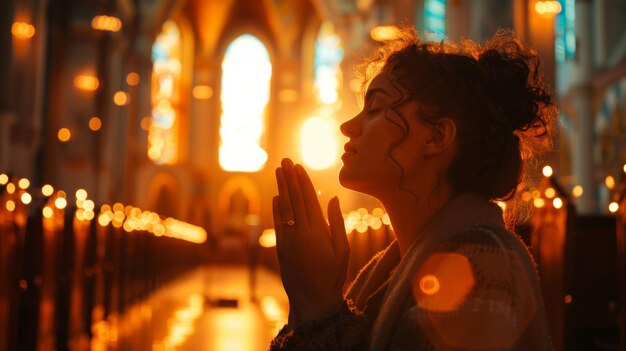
[281,159,310,229]
[328,196,350,292]
[294,163,325,227]
[276,167,296,227]
[272,196,285,249]
[328,196,349,260]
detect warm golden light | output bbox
[98,214,111,226]
[89,116,102,131]
[609,202,619,213]
[163,218,207,243]
[382,213,391,225]
[356,221,368,233]
[126,72,140,86]
[0,174,8,185]
[113,91,128,106]
[534,198,545,208]
[572,185,583,197]
[623,164,626,174]
[140,117,151,131]
[6,200,16,212]
[497,201,506,211]
[42,206,53,219]
[370,26,401,41]
[542,165,553,177]
[419,275,441,295]
[11,22,35,39]
[315,22,343,105]
[260,295,286,327]
[20,192,32,205]
[91,15,122,32]
[564,294,573,304]
[259,229,277,248]
[370,217,383,230]
[58,128,71,142]
[605,175,615,190]
[545,187,556,199]
[521,191,532,202]
[74,75,99,91]
[535,1,562,16]
[83,200,95,211]
[18,178,30,189]
[219,34,271,172]
[192,85,213,100]
[160,294,204,349]
[76,189,87,201]
[6,183,15,194]
[301,116,337,170]
[553,197,563,209]
[41,184,54,196]
[149,20,181,165]
[278,89,298,103]
[54,197,67,209]
[414,253,475,312]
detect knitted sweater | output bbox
[270,193,553,350]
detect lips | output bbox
[344,143,357,153]
[342,143,357,161]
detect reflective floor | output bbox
[89,264,288,351]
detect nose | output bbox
[340,113,362,138]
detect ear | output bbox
[423,118,457,156]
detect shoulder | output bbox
[409,226,542,349]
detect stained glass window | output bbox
[301,22,344,170]
[555,0,576,62]
[149,20,181,164]
[423,0,446,40]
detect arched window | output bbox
[423,0,446,40]
[301,22,343,170]
[149,20,181,165]
[219,34,271,172]
[555,0,575,62]
[313,22,343,106]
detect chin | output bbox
[339,168,373,195]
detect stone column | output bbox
[571,0,596,214]
[0,0,16,171]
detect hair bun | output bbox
[477,30,553,135]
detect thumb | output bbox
[328,196,350,263]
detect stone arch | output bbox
[217,175,261,219]
[147,171,181,218]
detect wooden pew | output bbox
[616,185,626,350]
[531,177,620,350]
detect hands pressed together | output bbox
[273,158,350,327]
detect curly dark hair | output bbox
[357,27,557,201]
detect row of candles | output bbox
[0,173,206,244]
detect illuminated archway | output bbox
[147,171,180,218]
[150,20,182,165]
[219,34,271,172]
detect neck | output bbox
[380,188,453,256]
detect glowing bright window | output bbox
[149,20,181,165]
[555,0,575,62]
[301,23,343,170]
[423,0,446,40]
[219,34,271,172]
[313,22,344,106]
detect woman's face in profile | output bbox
[339,72,432,198]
